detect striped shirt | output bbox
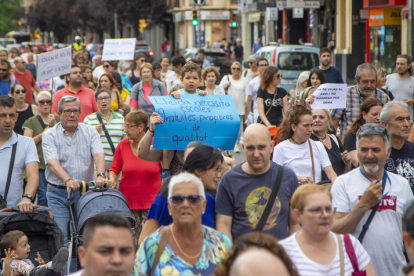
[279,231,370,276]
[83,111,124,166]
[330,86,389,139]
[42,123,104,186]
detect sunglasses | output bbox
[232,67,241,70]
[359,124,387,134]
[276,74,283,79]
[103,65,110,69]
[169,195,204,206]
[38,100,52,105]
[0,68,8,72]
[14,89,26,94]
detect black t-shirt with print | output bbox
[257,87,287,126]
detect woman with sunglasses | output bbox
[219,61,248,153]
[11,84,38,135]
[108,110,162,245]
[103,60,133,92]
[138,143,224,246]
[257,66,295,129]
[23,91,59,207]
[135,172,232,276]
[279,184,375,275]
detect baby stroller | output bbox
[0,206,64,270]
[67,183,135,273]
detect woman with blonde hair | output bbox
[202,66,225,95]
[292,70,310,102]
[376,67,394,100]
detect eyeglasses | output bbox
[38,100,52,105]
[63,109,80,115]
[14,89,26,94]
[0,68,8,72]
[359,124,387,134]
[258,64,269,67]
[124,124,137,129]
[97,96,110,101]
[248,61,254,64]
[276,74,282,79]
[305,207,335,216]
[232,67,241,70]
[169,195,204,206]
[139,59,145,62]
[17,61,26,64]
[214,167,224,174]
[103,65,110,69]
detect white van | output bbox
[255,45,320,92]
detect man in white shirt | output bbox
[245,57,269,125]
[331,123,414,276]
[165,56,185,93]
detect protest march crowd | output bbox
[3,41,414,276]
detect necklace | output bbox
[290,137,306,145]
[318,134,327,143]
[170,226,202,259]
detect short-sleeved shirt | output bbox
[314,66,344,84]
[215,162,298,240]
[177,88,202,95]
[13,69,36,104]
[165,72,181,94]
[331,169,414,276]
[42,123,103,186]
[135,226,232,276]
[279,232,370,276]
[344,132,357,152]
[245,76,261,120]
[219,76,248,115]
[252,43,263,54]
[146,193,216,228]
[256,87,287,126]
[83,111,124,166]
[385,140,414,194]
[330,86,389,139]
[129,79,168,119]
[51,85,98,122]
[385,74,414,122]
[234,45,243,59]
[273,139,332,184]
[0,79,11,96]
[22,114,61,170]
[0,133,39,207]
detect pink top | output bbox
[109,138,162,210]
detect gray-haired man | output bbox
[331,124,414,276]
[42,95,106,273]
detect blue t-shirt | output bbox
[146,192,216,228]
[177,88,202,95]
[252,43,263,54]
[0,79,11,96]
[315,66,344,84]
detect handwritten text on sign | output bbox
[36,46,72,81]
[310,83,347,110]
[149,95,240,150]
[101,38,135,61]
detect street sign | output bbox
[266,7,278,21]
[277,1,320,9]
[293,8,304,19]
[193,0,205,5]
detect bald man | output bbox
[229,248,290,276]
[215,123,300,241]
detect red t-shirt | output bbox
[52,85,98,122]
[109,138,162,210]
[13,70,36,104]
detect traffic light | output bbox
[231,13,237,28]
[192,8,198,26]
[139,19,147,33]
[18,21,22,26]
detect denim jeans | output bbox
[46,184,80,274]
[37,170,48,207]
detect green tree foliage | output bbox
[0,0,24,36]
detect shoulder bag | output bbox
[337,235,344,276]
[96,113,116,155]
[36,115,48,129]
[0,142,18,209]
[344,234,367,276]
[224,75,230,95]
[308,139,316,184]
[256,165,284,231]
[150,226,171,276]
[257,89,277,125]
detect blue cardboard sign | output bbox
[149,95,240,150]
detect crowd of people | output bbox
[2,41,414,276]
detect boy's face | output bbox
[15,235,30,259]
[181,71,201,93]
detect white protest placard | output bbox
[36,46,72,81]
[101,38,136,61]
[310,83,347,109]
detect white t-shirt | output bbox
[273,139,331,183]
[243,69,256,82]
[165,72,181,93]
[67,269,84,276]
[93,65,104,82]
[219,76,248,115]
[331,169,414,276]
[279,232,370,276]
[245,76,261,121]
[161,70,174,80]
[385,73,414,122]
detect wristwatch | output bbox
[97,173,106,178]
[22,194,33,202]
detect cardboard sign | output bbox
[36,46,72,81]
[149,94,240,150]
[101,38,135,61]
[310,83,347,109]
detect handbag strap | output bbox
[5,142,18,200]
[151,226,171,276]
[344,234,360,272]
[357,172,387,243]
[337,235,344,276]
[36,115,47,129]
[96,112,116,155]
[258,90,277,124]
[256,165,284,231]
[308,139,316,184]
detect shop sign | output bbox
[384,7,401,25]
[248,12,262,22]
[200,11,230,21]
[369,8,384,26]
[174,12,182,23]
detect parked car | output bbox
[255,44,320,92]
[135,42,154,62]
[182,47,232,82]
[20,42,51,53]
[0,38,17,48]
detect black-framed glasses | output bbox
[0,68,8,72]
[97,96,110,101]
[276,74,283,79]
[63,109,80,115]
[38,100,52,105]
[14,89,26,94]
[258,64,268,67]
[359,124,387,134]
[232,67,241,70]
[103,65,110,69]
[305,207,335,216]
[124,124,137,129]
[248,61,254,64]
[169,195,204,206]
